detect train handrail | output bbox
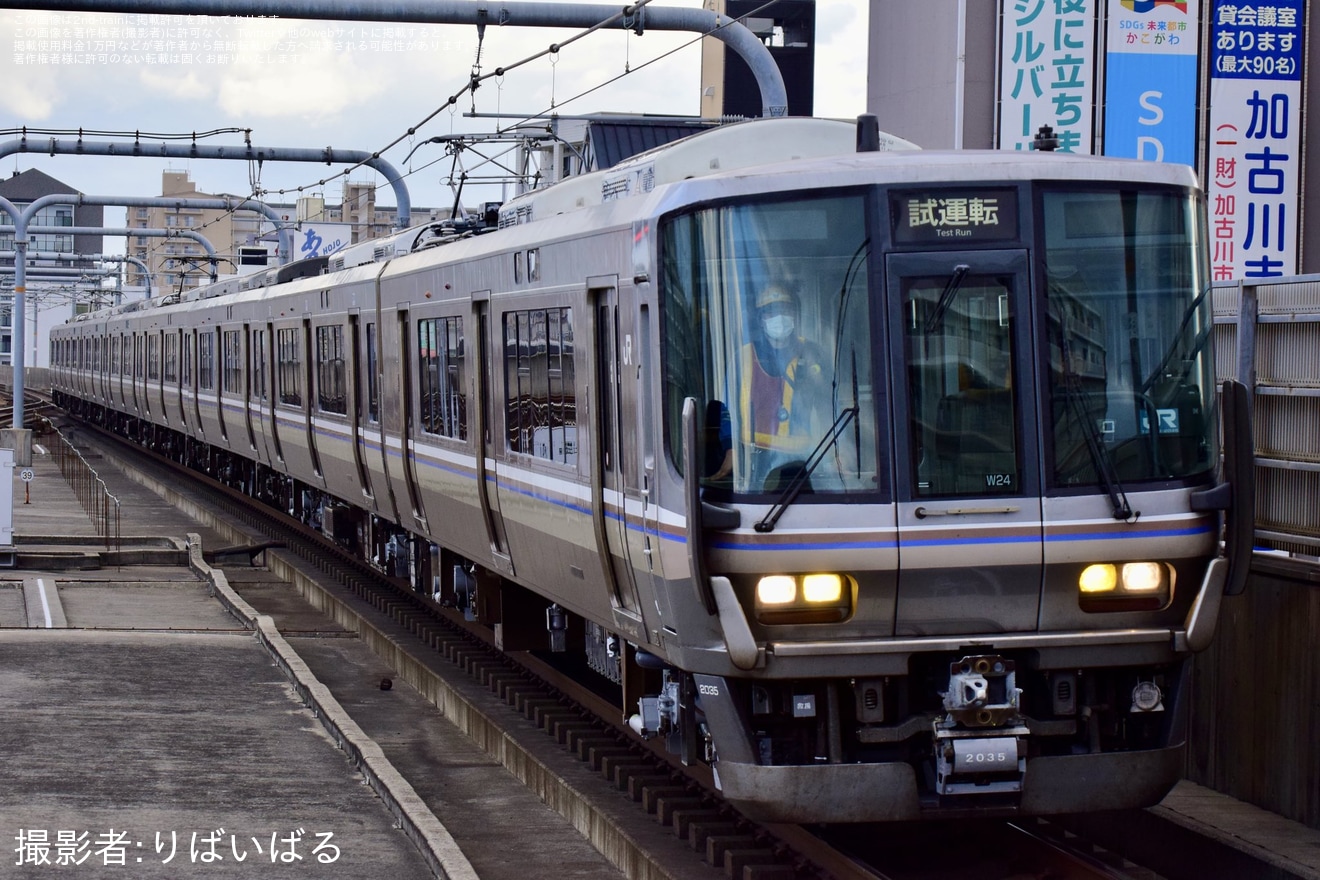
[33,417,121,554]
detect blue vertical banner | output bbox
[1103,0,1199,165]
[998,0,1098,152]
[1207,1,1305,279]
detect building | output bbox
[129,170,272,296]
[700,0,816,119]
[868,0,1320,276]
[0,169,107,368]
[134,171,447,293]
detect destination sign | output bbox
[891,188,1018,245]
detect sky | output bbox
[0,0,870,243]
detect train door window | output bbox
[163,333,178,383]
[277,327,302,406]
[417,316,466,439]
[365,322,379,423]
[198,332,215,390]
[110,336,120,377]
[182,333,193,387]
[315,324,347,414]
[222,330,243,394]
[251,330,267,400]
[147,334,160,381]
[513,252,523,284]
[527,248,540,282]
[902,271,1020,496]
[504,307,575,464]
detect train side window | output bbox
[198,332,214,391]
[315,324,347,414]
[504,306,575,464]
[417,316,466,439]
[527,248,540,282]
[277,327,302,406]
[513,252,523,284]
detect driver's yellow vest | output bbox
[741,344,810,450]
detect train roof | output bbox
[56,121,1202,331]
[496,117,919,228]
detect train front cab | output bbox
[654,163,1251,821]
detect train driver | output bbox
[708,284,827,489]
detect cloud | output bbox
[0,74,58,119]
[138,68,211,101]
[813,2,867,119]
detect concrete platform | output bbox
[1064,782,1320,880]
[0,629,438,879]
[0,429,627,879]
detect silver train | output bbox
[51,117,1253,822]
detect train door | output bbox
[589,281,644,625]
[364,315,398,521]
[302,318,323,479]
[242,325,258,451]
[189,331,203,436]
[347,312,376,502]
[396,307,428,531]
[248,327,270,457]
[153,331,165,421]
[885,249,1044,635]
[113,334,123,410]
[131,333,143,416]
[213,328,228,443]
[472,295,513,574]
[94,336,105,405]
[175,330,187,428]
[265,323,282,461]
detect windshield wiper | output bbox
[924,264,970,334]
[1057,324,1136,521]
[1139,284,1214,395]
[755,406,859,533]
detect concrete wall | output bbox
[867,0,998,149]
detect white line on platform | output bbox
[36,578,52,628]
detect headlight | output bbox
[754,573,853,624]
[1078,562,1173,612]
[1079,564,1117,593]
[756,575,797,605]
[802,573,843,603]
[1121,562,1164,592]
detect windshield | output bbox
[1042,187,1216,486]
[660,194,878,497]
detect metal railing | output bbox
[33,417,121,552]
[1213,277,1320,558]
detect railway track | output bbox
[59,410,1166,880]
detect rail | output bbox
[32,416,121,552]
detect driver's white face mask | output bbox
[762,315,795,342]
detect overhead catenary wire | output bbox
[258,0,671,201]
